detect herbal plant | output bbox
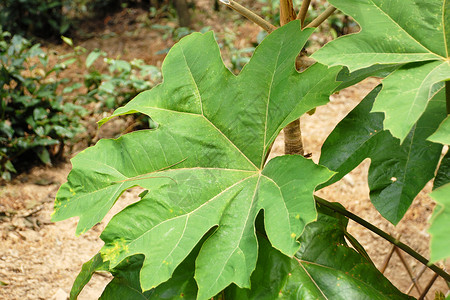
[52,0,450,299]
[0,30,84,180]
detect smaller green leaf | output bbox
[428,115,450,145]
[428,183,450,262]
[434,151,450,190]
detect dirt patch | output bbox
[1,5,448,300]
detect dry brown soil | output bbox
[1,4,449,300]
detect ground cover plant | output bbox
[52,0,450,298]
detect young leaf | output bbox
[428,183,450,262]
[319,86,446,224]
[52,21,340,298]
[312,0,450,142]
[225,203,412,299]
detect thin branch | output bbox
[380,242,396,273]
[395,247,423,295]
[418,273,439,300]
[219,0,277,33]
[305,6,337,29]
[297,0,311,28]
[315,196,450,283]
[406,265,427,294]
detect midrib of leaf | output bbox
[208,175,262,291]
[178,45,259,170]
[79,157,129,180]
[368,0,442,58]
[203,116,259,170]
[297,260,396,299]
[295,258,329,300]
[117,284,148,300]
[261,38,284,169]
[260,174,291,237]
[75,183,125,235]
[153,215,189,275]
[443,0,449,57]
[399,123,417,201]
[179,46,203,115]
[404,62,446,126]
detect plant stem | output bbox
[219,0,277,33]
[315,196,450,283]
[279,0,296,26]
[279,0,305,155]
[284,119,304,155]
[446,80,450,115]
[305,6,336,28]
[297,0,311,28]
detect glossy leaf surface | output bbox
[429,183,450,262]
[319,87,445,224]
[225,203,412,299]
[312,0,450,142]
[52,21,339,299]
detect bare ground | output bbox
[1,4,449,300]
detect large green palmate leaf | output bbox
[429,183,450,262]
[312,0,450,142]
[319,86,446,224]
[225,202,412,299]
[52,21,340,299]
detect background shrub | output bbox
[0,0,71,40]
[0,29,85,180]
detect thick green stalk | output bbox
[315,196,450,283]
